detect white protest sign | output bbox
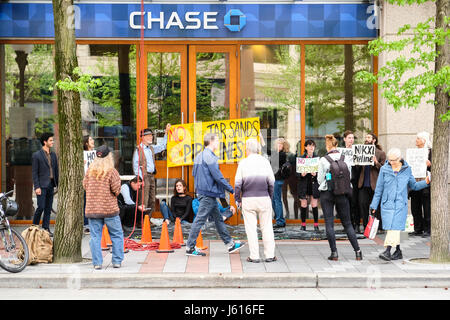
[406,148,428,178]
[337,147,354,166]
[296,157,320,174]
[352,144,375,166]
[84,150,96,173]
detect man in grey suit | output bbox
[32,132,59,236]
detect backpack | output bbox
[324,154,352,196]
[20,225,53,265]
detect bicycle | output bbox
[0,190,29,273]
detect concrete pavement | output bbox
[1,224,449,290]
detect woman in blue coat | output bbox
[370,148,430,261]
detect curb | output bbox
[0,273,449,289]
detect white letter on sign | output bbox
[130,11,144,29]
[148,12,164,29]
[166,12,184,29]
[203,12,218,30]
[185,12,201,29]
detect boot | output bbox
[300,225,306,231]
[328,251,338,261]
[355,250,363,261]
[379,247,391,261]
[391,246,403,260]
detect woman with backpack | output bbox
[297,140,320,231]
[317,135,362,261]
[83,145,124,270]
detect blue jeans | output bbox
[88,215,124,266]
[272,180,285,226]
[32,186,54,230]
[160,201,190,224]
[186,195,233,249]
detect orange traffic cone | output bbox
[196,230,208,250]
[172,218,185,247]
[140,215,153,245]
[103,225,112,246]
[101,227,109,251]
[156,221,174,253]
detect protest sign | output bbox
[84,150,96,173]
[352,144,375,166]
[296,157,320,174]
[406,148,428,178]
[337,147,354,166]
[167,117,260,167]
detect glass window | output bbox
[3,44,55,220]
[196,52,230,122]
[305,44,373,156]
[80,44,137,174]
[240,44,302,220]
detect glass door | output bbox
[188,45,239,224]
[138,45,187,217]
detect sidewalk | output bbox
[1,224,449,289]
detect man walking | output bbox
[32,132,59,236]
[235,139,276,263]
[186,133,245,256]
[132,124,170,215]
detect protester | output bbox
[83,145,123,270]
[317,134,362,261]
[370,148,430,261]
[132,124,171,215]
[357,133,386,231]
[160,179,193,225]
[82,135,96,234]
[118,175,145,229]
[297,139,320,231]
[186,133,245,256]
[343,130,362,233]
[272,137,289,229]
[31,132,59,237]
[409,131,432,237]
[235,139,276,263]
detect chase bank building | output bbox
[0,1,436,225]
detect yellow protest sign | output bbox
[167,117,260,167]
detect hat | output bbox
[140,128,153,137]
[96,145,111,158]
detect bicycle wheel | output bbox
[0,227,29,273]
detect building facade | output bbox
[0,0,442,225]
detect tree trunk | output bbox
[52,0,84,263]
[429,0,450,263]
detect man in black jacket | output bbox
[32,132,59,236]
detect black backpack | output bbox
[280,161,292,179]
[324,154,352,196]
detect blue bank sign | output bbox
[0,2,377,39]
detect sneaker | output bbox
[112,263,121,268]
[83,227,90,235]
[94,265,102,270]
[228,241,246,254]
[186,247,206,257]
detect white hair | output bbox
[417,131,432,148]
[387,148,402,160]
[246,138,260,154]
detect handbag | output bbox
[364,215,379,239]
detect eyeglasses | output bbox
[388,158,400,163]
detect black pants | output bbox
[119,205,143,228]
[410,188,431,233]
[320,191,360,253]
[358,187,374,229]
[32,184,55,230]
[349,185,360,227]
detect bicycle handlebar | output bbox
[0,190,13,200]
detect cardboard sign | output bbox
[406,148,428,178]
[84,150,96,173]
[337,147,354,166]
[352,144,375,166]
[167,117,260,167]
[296,157,320,174]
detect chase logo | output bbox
[224,9,246,32]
